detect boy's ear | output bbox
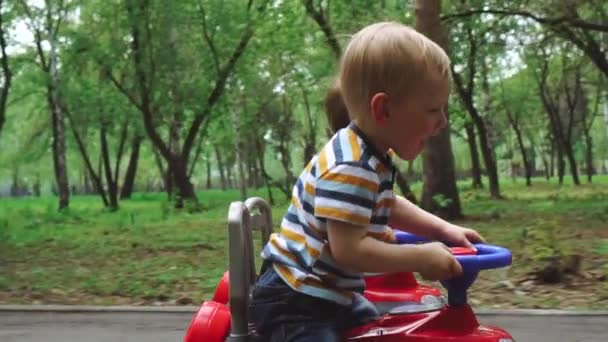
[370,93,390,125]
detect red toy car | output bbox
[184,197,515,342]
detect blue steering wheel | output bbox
[394,231,512,272]
[394,231,512,306]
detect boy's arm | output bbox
[388,195,485,248]
[327,219,461,280]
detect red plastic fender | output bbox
[212,271,230,304]
[184,301,231,342]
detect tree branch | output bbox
[441,8,608,33]
[181,20,256,162]
[303,0,341,59]
[48,0,66,41]
[18,0,49,71]
[198,1,220,74]
[64,105,109,206]
[106,70,144,112]
[125,0,172,161]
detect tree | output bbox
[498,75,534,186]
[0,0,13,138]
[448,100,484,189]
[18,0,72,210]
[581,77,603,182]
[116,0,268,208]
[450,17,502,198]
[442,1,608,78]
[416,0,462,219]
[530,41,585,185]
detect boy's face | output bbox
[384,74,449,161]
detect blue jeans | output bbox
[250,266,378,342]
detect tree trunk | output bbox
[152,147,168,192]
[479,62,501,196]
[226,164,234,189]
[10,167,19,197]
[171,156,196,208]
[231,108,247,200]
[416,0,462,219]
[120,136,142,199]
[205,150,212,189]
[538,56,582,186]
[604,91,608,139]
[300,86,317,166]
[254,138,275,205]
[100,125,119,211]
[564,144,580,185]
[506,111,532,186]
[214,146,227,190]
[0,4,12,139]
[560,76,582,186]
[541,152,550,181]
[557,143,565,185]
[475,115,500,197]
[83,165,94,194]
[584,134,593,183]
[48,40,70,209]
[549,142,555,179]
[465,122,483,189]
[33,173,41,197]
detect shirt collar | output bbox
[347,122,396,171]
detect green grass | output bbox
[1,176,607,308]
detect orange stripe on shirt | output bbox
[274,264,352,298]
[291,196,300,208]
[270,239,298,263]
[376,197,395,209]
[320,172,378,192]
[281,228,321,258]
[318,148,328,175]
[304,160,313,172]
[348,129,361,160]
[304,182,315,196]
[315,207,369,226]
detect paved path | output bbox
[1,310,606,341]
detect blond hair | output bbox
[338,22,450,120]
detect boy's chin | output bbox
[397,141,425,160]
[394,148,422,161]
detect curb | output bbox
[474,308,608,316]
[0,305,199,313]
[1,305,607,316]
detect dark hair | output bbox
[324,80,350,133]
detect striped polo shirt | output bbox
[261,122,397,305]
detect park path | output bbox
[1,307,607,341]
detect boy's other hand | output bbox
[440,223,486,249]
[417,242,462,281]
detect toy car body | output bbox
[184,197,515,342]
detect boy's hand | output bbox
[439,223,486,249]
[418,242,462,281]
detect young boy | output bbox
[250,22,485,342]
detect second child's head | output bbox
[337,22,451,160]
